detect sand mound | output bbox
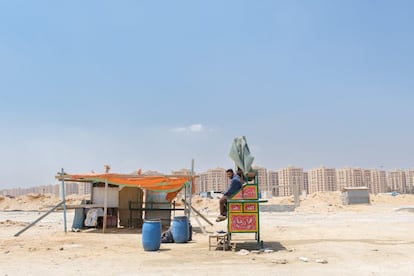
[0,193,87,211]
[0,219,29,227]
[1,192,413,212]
[173,195,219,213]
[370,193,414,205]
[184,192,414,214]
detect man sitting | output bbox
[216,169,243,222]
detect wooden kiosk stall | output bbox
[210,136,267,250]
[227,171,267,246]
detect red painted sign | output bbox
[244,203,258,212]
[229,214,258,232]
[233,185,258,199]
[229,203,242,212]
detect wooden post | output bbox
[103,165,110,233]
[188,159,194,220]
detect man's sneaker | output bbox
[216,215,227,222]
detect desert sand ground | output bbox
[1,193,413,276]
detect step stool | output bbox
[209,233,229,251]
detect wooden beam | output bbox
[181,199,213,226]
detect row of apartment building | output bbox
[1,182,92,198]
[0,169,180,197]
[196,167,414,196]
[2,167,414,197]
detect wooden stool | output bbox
[209,233,229,251]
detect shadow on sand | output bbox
[231,240,286,251]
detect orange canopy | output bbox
[56,173,192,201]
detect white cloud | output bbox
[170,124,205,133]
[189,124,203,132]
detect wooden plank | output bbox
[181,199,213,226]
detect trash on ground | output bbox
[236,249,250,255]
[315,258,328,264]
[272,259,288,264]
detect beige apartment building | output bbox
[406,170,414,194]
[207,167,228,193]
[308,167,337,194]
[363,169,372,191]
[388,170,407,193]
[268,170,279,196]
[303,172,309,194]
[253,166,269,196]
[4,167,412,198]
[195,172,208,194]
[336,168,365,190]
[38,184,60,196]
[278,166,304,197]
[369,169,387,194]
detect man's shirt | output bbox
[224,175,242,197]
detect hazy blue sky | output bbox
[1,1,413,188]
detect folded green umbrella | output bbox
[229,136,254,174]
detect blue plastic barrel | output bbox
[72,208,84,229]
[142,219,162,251]
[172,216,189,243]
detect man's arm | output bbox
[223,177,242,197]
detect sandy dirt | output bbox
[1,193,413,275]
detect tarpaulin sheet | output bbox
[57,173,190,201]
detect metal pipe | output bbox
[14,201,64,237]
[61,168,67,232]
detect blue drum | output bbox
[142,219,162,251]
[172,216,189,243]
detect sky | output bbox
[1,1,413,189]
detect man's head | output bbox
[226,169,234,179]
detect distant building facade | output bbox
[207,168,228,193]
[171,169,191,176]
[196,172,208,194]
[253,166,269,195]
[267,170,279,196]
[388,170,407,193]
[336,168,365,190]
[406,169,414,194]
[303,172,309,194]
[5,166,414,197]
[369,170,387,194]
[308,167,337,194]
[277,167,304,197]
